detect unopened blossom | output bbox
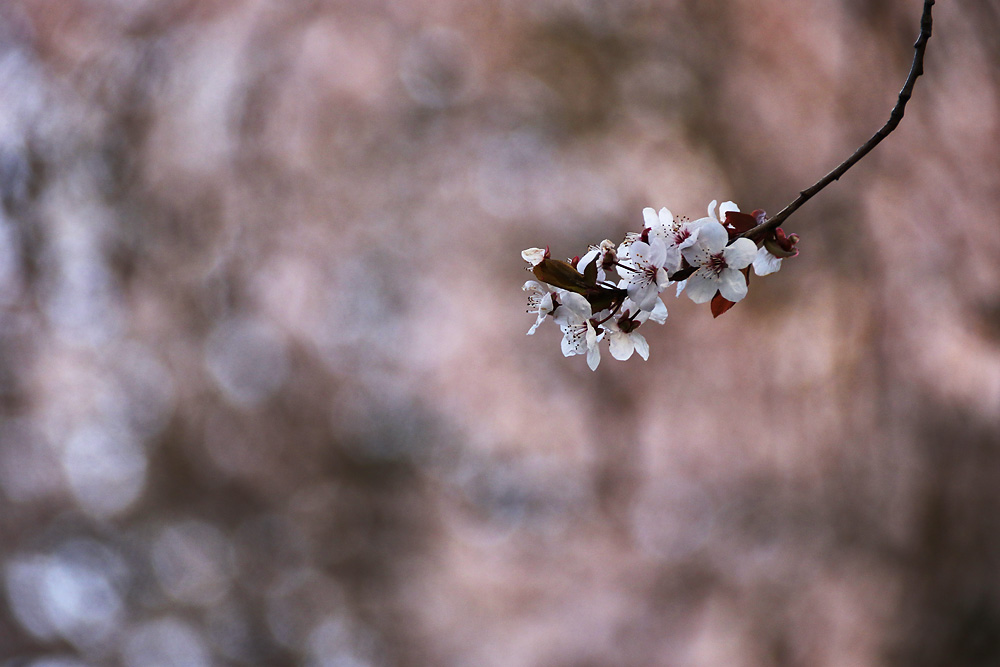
[616,237,669,311]
[752,247,783,276]
[522,280,555,335]
[577,239,617,283]
[552,291,603,370]
[681,220,757,304]
[753,228,800,276]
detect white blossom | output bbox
[552,291,603,370]
[642,206,707,275]
[680,220,757,304]
[605,300,654,361]
[616,238,669,311]
[522,280,554,335]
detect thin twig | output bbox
[741,0,935,240]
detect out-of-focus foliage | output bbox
[0,1,998,665]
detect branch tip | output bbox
[741,0,934,240]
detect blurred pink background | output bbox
[0,1,998,665]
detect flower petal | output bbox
[718,268,748,302]
[609,331,634,360]
[561,332,578,357]
[632,332,649,360]
[586,324,602,370]
[658,207,674,228]
[718,201,740,221]
[521,248,546,266]
[642,207,658,229]
[576,248,600,273]
[647,298,668,324]
[685,272,719,304]
[752,248,783,276]
[646,237,668,267]
[557,291,592,321]
[722,237,757,270]
[662,246,682,275]
[694,220,729,254]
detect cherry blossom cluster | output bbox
[522,200,799,370]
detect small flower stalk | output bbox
[522,201,798,370]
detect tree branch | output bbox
[741,0,935,240]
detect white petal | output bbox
[620,298,642,314]
[642,207,658,228]
[718,201,740,220]
[561,333,577,357]
[752,248,783,276]
[627,240,651,263]
[646,237,668,267]
[521,248,546,266]
[681,244,709,267]
[634,284,662,311]
[632,332,649,360]
[694,221,729,254]
[658,207,674,227]
[586,327,602,370]
[655,266,669,289]
[590,325,604,345]
[662,246,682,275]
[559,291,592,321]
[722,237,757,270]
[648,299,668,324]
[577,249,599,273]
[706,200,718,220]
[609,331,634,360]
[684,272,719,304]
[718,268,748,302]
[675,279,687,297]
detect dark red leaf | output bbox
[710,292,736,318]
[724,211,757,238]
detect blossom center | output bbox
[705,252,728,276]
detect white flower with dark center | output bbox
[616,238,669,311]
[552,291,603,370]
[642,207,706,275]
[680,220,757,304]
[522,280,554,335]
[605,300,653,361]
